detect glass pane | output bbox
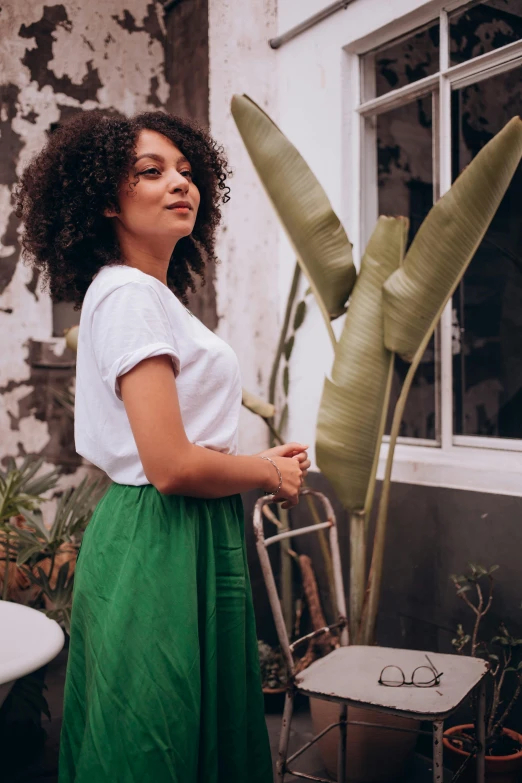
[362,24,439,100]
[452,65,522,438]
[377,97,437,439]
[450,0,522,66]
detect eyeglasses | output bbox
[378,655,443,688]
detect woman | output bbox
[16,110,310,783]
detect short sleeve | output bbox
[91,282,180,401]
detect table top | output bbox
[0,602,64,686]
[295,645,489,720]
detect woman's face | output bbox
[111,129,200,243]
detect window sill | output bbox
[377,442,522,497]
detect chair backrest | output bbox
[252,487,348,677]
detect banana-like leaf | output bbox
[383,116,522,360]
[242,388,275,419]
[231,94,356,335]
[316,217,408,510]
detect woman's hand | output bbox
[258,442,311,509]
[257,442,310,479]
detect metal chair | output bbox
[253,488,489,783]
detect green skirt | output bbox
[59,483,273,783]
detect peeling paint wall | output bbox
[1,0,284,521]
[0,0,170,520]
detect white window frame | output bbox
[347,0,522,496]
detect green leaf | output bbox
[16,542,44,566]
[487,654,500,662]
[241,388,276,419]
[284,336,295,362]
[316,217,408,510]
[488,565,500,574]
[492,636,510,646]
[457,584,472,594]
[231,94,356,331]
[293,300,307,331]
[283,366,290,397]
[382,117,522,361]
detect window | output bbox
[358,0,522,466]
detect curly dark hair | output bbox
[15,109,231,309]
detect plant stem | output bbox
[360,321,435,645]
[491,679,522,738]
[489,646,511,736]
[471,582,485,655]
[279,507,293,635]
[266,419,284,446]
[349,509,366,642]
[268,262,301,446]
[303,492,337,624]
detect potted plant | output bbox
[0,455,107,775]
[258,640,289,712]
[231,94,522,780]
[443,563,522,782]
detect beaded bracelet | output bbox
[260,456,283,496]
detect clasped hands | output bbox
[256,442,310,509]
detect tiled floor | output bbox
[3,649,450,782]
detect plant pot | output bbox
[443,724,522,783]
[310,698,420,782]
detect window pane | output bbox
[452,66,522,438]
[362,24,439,101]
[377,97,437,439]
[450,0,522,66]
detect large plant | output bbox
[231,93,522,645]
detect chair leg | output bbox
[337,703,348,783]
[476,679,486,783]
[433,721,444,783]
[276,688,295,783]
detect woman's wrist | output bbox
[259,456,282,495]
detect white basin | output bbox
[0,601,65,707]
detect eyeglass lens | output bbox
[379,665,405,686]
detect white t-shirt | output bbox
[74,264,243,486]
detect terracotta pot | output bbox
[310,698,420,782]
[443,724,522,783]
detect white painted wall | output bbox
[209,0,441,462]
[275,1,443,466]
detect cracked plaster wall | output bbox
[1,0,284,524]
[0,0,169,521]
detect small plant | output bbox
[258,640,289,691]
[0,455,108,633]
[450,563,522,757]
